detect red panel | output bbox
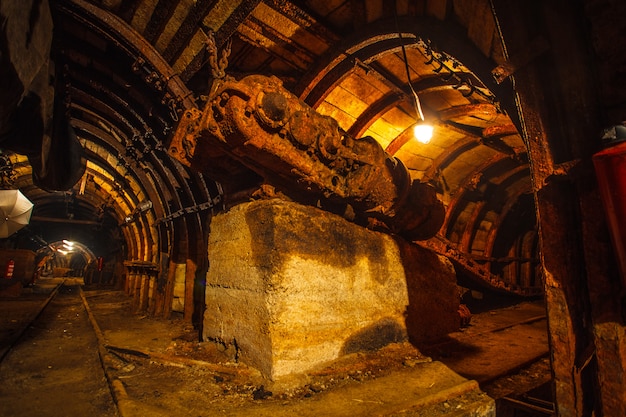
[593,141,626,285]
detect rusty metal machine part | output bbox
[169,75,444,241]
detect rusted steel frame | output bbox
[142,166,176,221]
[154,200,218,225]
[491,0,615,415]
[133,204,158,266]
[141,168,172,223]
[75,121,162,218]
[352,63,477,139]
[140,271,150,311]
[481,123,524,156]
[154,252,176,318]
[124,224,142,268]
[66,46,172,137]
[349,92,408,138]
[134,155,199,278]
[481,137,518,156]
[120,224,137,264]
[485,160,532,190]
[125,214,151,269]
[170,159,201,221]
[295,28,414,100]
[181,0,262,82]
[238,16,318,70]
[67,86,139,139]
[367,59,479,100]
[458,200,486,253]
[442,120,484,138]
[167,162,208,326]
[420,235,541,296]
[71,161,132,224]
[183,252,197,322]
[122,262,158,311]
[78,168,124,206]
[65,62,171,136]
[491,36,550,84]
[423,136,482,182]
[440,153,509,234]
[298,16,517,124]
[86,75,186,210]
[387,103,507,158]
[483,123,519,138]
[300,35,420,108]
[171,182,204,325]
[75,122,139,185]
[60,0,196,111]
[157,257,177,318]
[481,166,533,258]
[70,87,179,228]
[385,127,416,157]
[438,103,498,121]
[191,212,210,329]
[197,171,224,212]
[443,158,529,236]
[459,167,533,276]
[467,253,537,263]
[81,152,158,263]
[519,229,539,289]
[152,171,222,226]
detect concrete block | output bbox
[203,199,459,379]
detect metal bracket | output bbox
[154,196,222,225]
[492,36,550,84]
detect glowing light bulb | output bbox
[414,122,433,144]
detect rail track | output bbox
[0,281,553,416]
[0,280,120,417]
[0,280,63,364]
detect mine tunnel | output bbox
[0,0,624,416]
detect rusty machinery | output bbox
[168,75,444,241]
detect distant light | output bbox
[414,123,433,144]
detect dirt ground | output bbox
[0,284,117,417]
[0,280,551,416]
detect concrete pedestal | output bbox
[203,199,460,379]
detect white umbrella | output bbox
[0,190,34,238]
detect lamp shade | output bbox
[0,189,33,238]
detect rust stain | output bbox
[169,74,445,241]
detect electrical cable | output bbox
[393,10,425,122]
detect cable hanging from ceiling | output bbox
[394,11,433,144]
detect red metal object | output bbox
[593,138,626,286]
[5,259,15,279]
[97,257,104,272]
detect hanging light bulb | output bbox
[414,122,433,144]
[395,22,434,145]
